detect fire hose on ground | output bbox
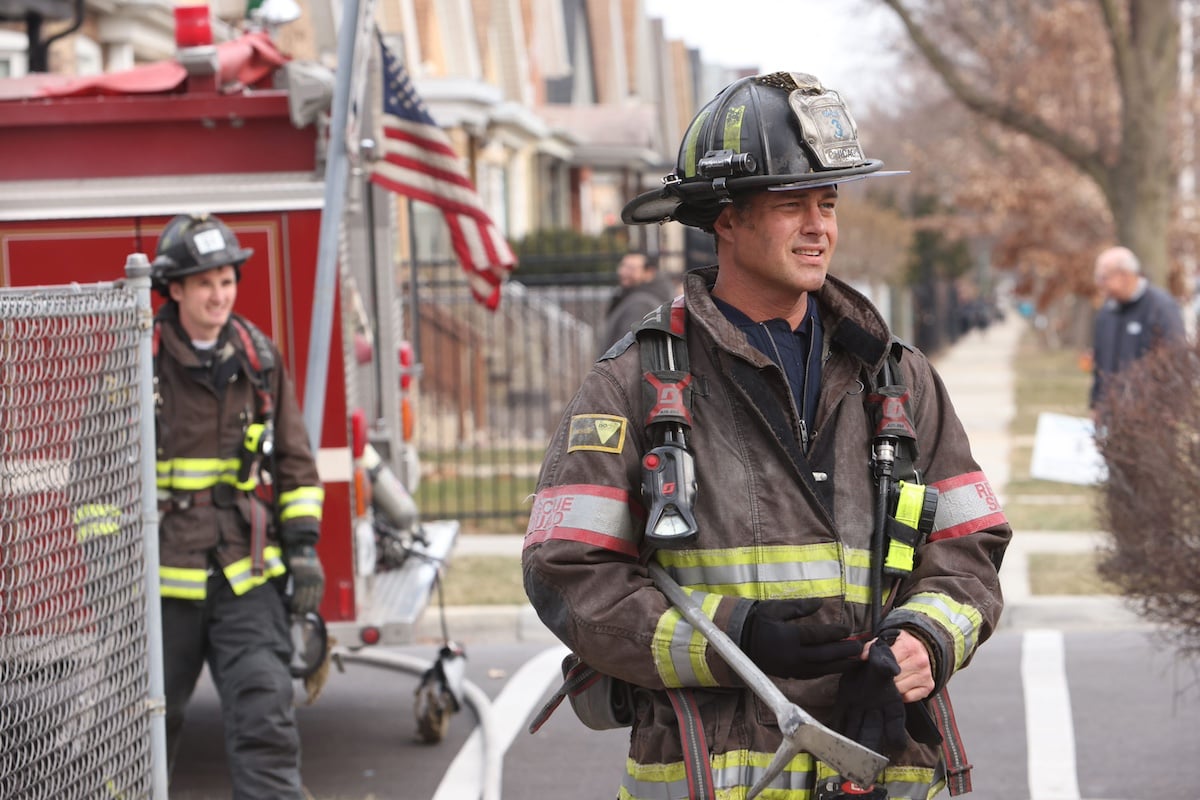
[330,647,501,800]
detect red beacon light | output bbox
[398,340,414,391]
[173,3,214,49]
[350,407,369,460]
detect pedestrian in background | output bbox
[1090,245,1185,415]
[599,250,675,355]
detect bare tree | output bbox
[879,0,1180,286]
[1096,337,1200,658]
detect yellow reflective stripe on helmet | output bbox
[224,545,287,595]
[159,566,207,600]
[899,591,984,669]
[682,108,712,177]
[655,543,874,605]
[722,104,746,152]
[74,504,121,540]
[278,486,324,522]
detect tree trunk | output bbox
[1106,0,1178,286]
[881,0,1181,288]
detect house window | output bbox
[0,30,28,77]
[74,35,102,75]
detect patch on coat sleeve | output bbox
[929,470,1007,540]
[567,414,627,454]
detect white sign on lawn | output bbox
[1029,412,1107,486]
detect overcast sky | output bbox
[642,0,905,105]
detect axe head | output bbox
[746,705,888,800]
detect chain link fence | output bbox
[1,274,163,799]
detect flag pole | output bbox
[302,0,373,451]
[406,196,422,363]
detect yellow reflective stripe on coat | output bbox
[159,566,207,600]
[278,486,324,522]
[618,750,937,799]
[157,457,252,490]
[897,591,984,670]
[159,547,285,600]
[225,545,287,595]
[655,543,874,605]
[652,587,722,688]
[74,504,121,541]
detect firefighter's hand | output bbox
[884,629,935,703]
[835,636,907,755]
[740,599,862,679]
[285,544,325,614]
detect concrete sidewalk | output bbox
[420,313,1140,644]
[931,315,1139,630]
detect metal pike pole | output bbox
[647,563,887,798]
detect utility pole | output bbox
[1181,0,1197,339]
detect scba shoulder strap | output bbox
[635,297,702,548]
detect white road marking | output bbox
[1022,629,1080,799]
[433,643,568,800]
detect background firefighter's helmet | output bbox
[622,72,905,231]
[151,213,254,295]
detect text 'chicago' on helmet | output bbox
[151,213,254,295]
[621,72,907,231]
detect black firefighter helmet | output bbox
[622,72,905,231]
[151,213,254,296]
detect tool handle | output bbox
[648,562,888,790]
[648,563,796,724]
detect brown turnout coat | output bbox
[523,268,1009,799]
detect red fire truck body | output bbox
[0,37,450,648]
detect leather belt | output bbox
[159,484,237,513]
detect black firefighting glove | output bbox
[740,599,863,679]
[283,543,325,615]
[835,635,907,755]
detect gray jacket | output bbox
[599,274,676,356]
[1091,280,1185,407]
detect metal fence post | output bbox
[126,252,170,800]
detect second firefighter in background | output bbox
[151,213,325,799]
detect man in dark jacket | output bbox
[524,72,1009,799]
[151,213,325,799]
[599,250,676,355]
[1090,245,1186,413]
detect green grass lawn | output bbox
[440,554,525,606]
[1005,333,1101,530]
[1006,331,1110,593]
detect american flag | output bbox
[370,34,516,310]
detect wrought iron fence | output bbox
[404,252,949,531]
[409,262,615,531]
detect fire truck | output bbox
[0,31,466,740]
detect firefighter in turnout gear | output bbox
[523,73,1010,799]
[152,213,325,798]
